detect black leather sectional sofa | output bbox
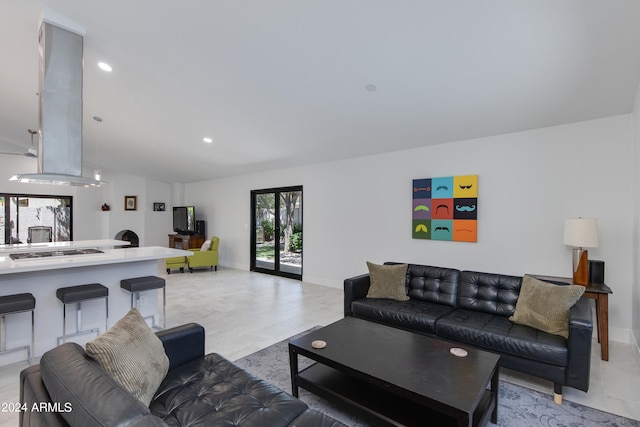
[20,323,346,427]
[344,263,593,403]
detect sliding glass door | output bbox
[251,186,302,280]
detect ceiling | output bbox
[1,1,640,184]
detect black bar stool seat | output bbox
[0,293,35,314]
[56,283,108,345]
[57,284,108,303]
[120,276,165,293]
[0,293,36,364]
[120,276,165,329]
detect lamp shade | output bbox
[563,218,599,248]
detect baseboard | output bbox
[301,274,342,289]
[609,327,632,344]
[631,331,640,366]
[227,263,249,271]
[221,265,342,289]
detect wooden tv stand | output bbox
[169,234,205,250]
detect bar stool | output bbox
[56,284,108,345]
[120,276,165,329]
[0,293,35,364]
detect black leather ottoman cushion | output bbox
[0,293,35,314]
[151,353,309,427]
[436,309,568,367]
[351,298,455,334]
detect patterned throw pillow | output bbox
[86,308,169,406]
[366,262,409,301]
[509,275,585,339]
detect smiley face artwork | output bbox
[412,175,477,242]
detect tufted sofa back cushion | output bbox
[458,271,522,316]
[403,264,460,308]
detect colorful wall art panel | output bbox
[412,175,478,242]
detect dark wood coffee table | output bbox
[289,317,500,427]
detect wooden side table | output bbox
[531,275,612,361]
[168,234,205,250]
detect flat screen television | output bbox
[173,206,195,234]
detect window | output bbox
[0,193,73,244]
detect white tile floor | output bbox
[1,267,639,426]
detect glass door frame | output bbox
[1,193,73,245]
[250,186,302,280]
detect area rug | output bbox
[234,328,640,427]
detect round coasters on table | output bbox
[449,347,468,357]
[311,340,327,349]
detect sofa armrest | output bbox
[344,273,371,317]
[39,343,152,427]
[156,323,205,370]
[565,297,593,392]
[20,365,67,427]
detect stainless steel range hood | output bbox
[10,19,103,187]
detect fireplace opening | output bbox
[114,229,139,248]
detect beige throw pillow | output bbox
[509,275,585,339]
[200,240,212,251]
[366,262,409,301]
[86,308,169,406]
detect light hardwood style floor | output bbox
[1,267,638,425]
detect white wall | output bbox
[633,83,640,351]
[97,172,173,246]
[186,115,634,342]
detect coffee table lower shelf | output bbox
[296,363,496,427]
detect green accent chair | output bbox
[187,236,219,272]
[165,256,186,274]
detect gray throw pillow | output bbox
[85,308,169,406]
[366,262,409,301]
[509,275,585,339]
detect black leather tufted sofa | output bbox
[344,263,593,404]
[20,323,346,427]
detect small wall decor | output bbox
[412,175,478,242]
[124,195,137,211]
[153,202,165,212]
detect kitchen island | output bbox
[0,241,191,365]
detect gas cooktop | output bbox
[9,248,104,260]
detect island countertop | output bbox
[0,245,193,275]
[0,243,195,364]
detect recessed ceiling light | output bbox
[98,62,112,72]
[203,137,213,143]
